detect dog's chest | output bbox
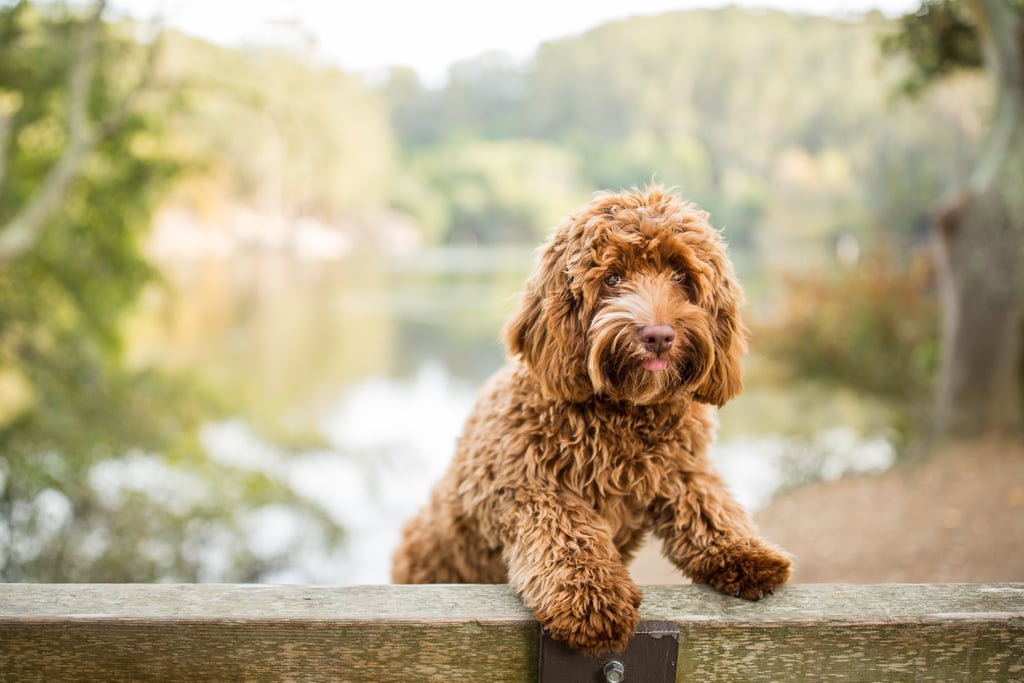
[543,405,688,514]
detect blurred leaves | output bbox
[758,248,939,409]
[881,0,1024,439]
[158,33,397,221]
[880,0,1024,96]
[405,139,584,244]
[107,6,993,254]
[376,8,987,248]
[880,0,983,96]
[0,1,341,582]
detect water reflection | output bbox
[202,362,476,583]
[131,250,528,422]
[126,249,896,583]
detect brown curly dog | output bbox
[392,186,791,655]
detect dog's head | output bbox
[505,186,746,406]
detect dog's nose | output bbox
[640,324,675,354]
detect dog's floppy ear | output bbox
[691,267,747,407]
[505,238,594,402]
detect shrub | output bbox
[758,248,939,402]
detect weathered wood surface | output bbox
[0,583,1021,682]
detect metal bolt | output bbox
[603,659,625,683]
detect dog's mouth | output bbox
[587,292,716,403]
[592,321,715,402]
[641,357,670,372]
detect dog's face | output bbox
[506,186,746,406]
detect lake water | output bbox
[127,248,896,583]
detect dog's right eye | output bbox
[603,274,622,288]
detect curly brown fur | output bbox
[392,186,791,655]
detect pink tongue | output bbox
[642,358,669,372]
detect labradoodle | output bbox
[392,186,791,655]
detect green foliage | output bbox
[407,139,586,243]
[758,249,939,403]
[378,8,986,249]
[0,2,340,581]
[157,30,397,220]
[880,0,1024,96]
[0,1,175,433]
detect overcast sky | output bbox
[114,0,921,83]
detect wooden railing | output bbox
[1,583,1022,681]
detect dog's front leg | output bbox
[653,469,791,599]
[497,487,641,656]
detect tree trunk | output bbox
[931,1,1024,440]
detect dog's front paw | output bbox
[535,568,642,656]
[702,538,792,600]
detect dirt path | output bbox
[630,438,1024,584]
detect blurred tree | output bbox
[409,139,585,244]
[378,8,985,254]
[441,53,526,142]
[764,250,939,407]
[0,0,115,261]
[885,0,1024,439]
[158,32,396,226]
[0,1,339,581]
[520,9,961,247]
[381,67,443,147]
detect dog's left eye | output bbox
[672,269,687,284]
[604,274,622,288]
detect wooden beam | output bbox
[1,583,1021,681]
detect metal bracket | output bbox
[538,621,679,683]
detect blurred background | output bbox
[1,0,1021,585]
